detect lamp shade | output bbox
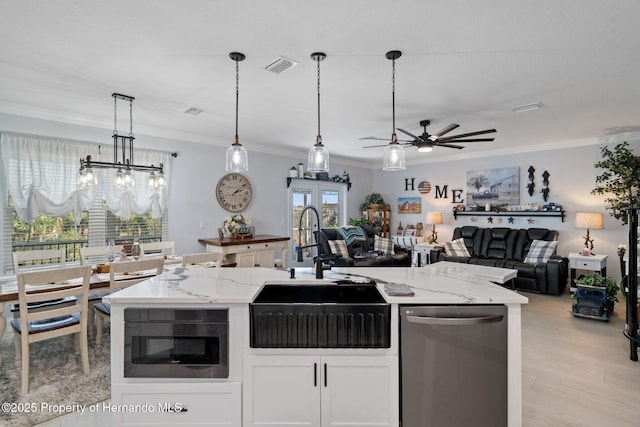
[575,212,603,229]
[382,143,405,171]
[426,211,443,225]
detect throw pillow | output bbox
[524,239,558,264]
[443,238,471,257]
[374,235,395,255]
[328,239,349,257]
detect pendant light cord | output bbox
[391,57,397,143]
[235,59,240,144]
[316,56,322,143]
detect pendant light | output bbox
[226,52,249,172]
[307,52,329,172]
[382,50,406,171]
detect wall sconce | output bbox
[575,212,603,255]
[527,166,535,196]
[541,170,550,201]
[425,211,443,244]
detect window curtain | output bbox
[100,146,172,219]
[0,132,97,224]
[0,132,172,223]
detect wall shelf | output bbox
[286,177,351,191]
[453,210,566,222]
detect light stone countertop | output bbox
[104,262,527,305]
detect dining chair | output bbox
[79,244,124,338]
[11,265,92,394]
[140,241,175,258]
[181,252,222,268]
[94,257,165,346]
[11,249,76,319]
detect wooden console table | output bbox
[199,235,290,268]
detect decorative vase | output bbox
[232,231,253,240]
[369,203,381,210]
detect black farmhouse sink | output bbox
[250,282,390,348]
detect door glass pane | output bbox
[292,189,314,261]
[321,190,339,227]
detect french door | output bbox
[287,180,347,267]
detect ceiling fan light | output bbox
[226,142,248,172]
[308,142,329,172]
[383,143,405,171]
[418,144,433,153]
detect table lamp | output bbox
[575,212,603,255]
[425,211,443,244]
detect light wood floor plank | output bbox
[522,290,640,427]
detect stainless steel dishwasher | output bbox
[400,305,507,427]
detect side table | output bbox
[568,252,608,292]
[413,243,442,267]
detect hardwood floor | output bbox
[37,288,640,426]
[522,290,640,427]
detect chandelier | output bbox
[79,93,165,188]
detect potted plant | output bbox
[359,193,389,211]
[348,216,369,227]
[572,273,620,320]
[591,141,640,225]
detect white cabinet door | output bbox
[321,356,399,427]
[243,355,321,427]
[236,252,256,267]
[243,355,399,427]
[254,250,274,267]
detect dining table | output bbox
[0,255,185,363]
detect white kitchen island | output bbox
[104,263,527,427]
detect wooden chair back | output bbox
[14,265,92,393]
[182,252,222,268]
[12,248,66,272]
[140,241,175,258]
[79,245,124,266]
[109,257,165,293]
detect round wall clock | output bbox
[216,173,253,212]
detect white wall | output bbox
[372,141,640,282]
[0,113,373,272]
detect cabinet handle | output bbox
[324,363,327,387]
[314,363,317,387]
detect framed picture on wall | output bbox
[466,167,520,205]
[397,197,421,214]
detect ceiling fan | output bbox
[361,119,496,152]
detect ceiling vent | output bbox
[184,107,203,115]
[265,56,298,73]
[510,103,541,113]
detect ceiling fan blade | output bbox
[430,123,459,140]
[396,128,422,141]
[363,142,412,149]
[359,136,391,141]
[438,143,465,149]
[437,128,497,141]
[439,138,495,143]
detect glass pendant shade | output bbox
[308,142,329,172]
[226,142,248,172]
[383,143,405,171]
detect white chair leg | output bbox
[96,313,104,347]
[13,332,21,366]
[80,330,90,374]
[21,336,29,394]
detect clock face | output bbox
[216,173,253,212]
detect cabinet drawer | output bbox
[569,258,603,270]
[113,382,240,426]
[235,243,273,253]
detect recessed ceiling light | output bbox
[184,107,203,115]
[511,103,541,113]
[265,56,298,73]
